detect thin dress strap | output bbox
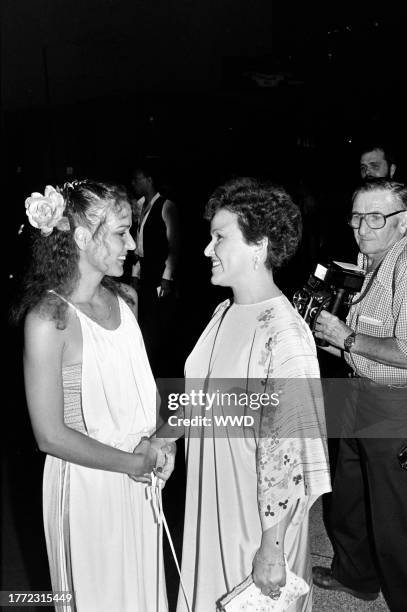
[48,289,80,314]
[48,289,125,328]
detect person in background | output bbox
[15,180,171,612]
[318,140,398,266]
[313,179,407,611]
[131,159,180,375]
[359,142,397,180]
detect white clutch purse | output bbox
[216,561,309,612]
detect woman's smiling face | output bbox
[204,208,259,289]
[87,202,136,276]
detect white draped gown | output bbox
[177,296,331,612]
[43,295,168,612]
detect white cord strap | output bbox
[58,461,72,612]
[148,475,192,612]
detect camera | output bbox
[292,261,365,341]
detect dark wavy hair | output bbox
[205,177,302,269]
[13,179,134,328]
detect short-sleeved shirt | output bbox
[345,236,407,385]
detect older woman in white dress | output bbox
[175,177,331,611]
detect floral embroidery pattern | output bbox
[265,337,273,351]
[252,297,330,525]
[258,437,305,521]
[256,308,279,376]
[258,336,276,373]
[259,350,271,370]
[257,307,276,328]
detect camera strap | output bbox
[350,260,383,306]
[351,242,404,307]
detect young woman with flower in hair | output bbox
[17,180,171,612]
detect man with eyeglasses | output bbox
[312,179,407,611]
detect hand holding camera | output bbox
[313,310,355,350]
[292,261,365,347]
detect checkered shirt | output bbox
[345,235,407,385]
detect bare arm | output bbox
[161,199,180,282]
[24,311,154,476]
[349,335,407,367]
[253,506,295,594]
[315,310,407,368]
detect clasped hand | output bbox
[253,547,286,598]
[150,438,177,487]
[128,438,157,483]
[128,437,176,485]
[314,310,353,349]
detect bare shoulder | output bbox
[24,306,66,363]
[119,282,138,303]
[119,283,138,317]
[24,295,77,357]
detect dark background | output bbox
[4,1,407,206]
[5,1,407,289]
[3,1,407,608]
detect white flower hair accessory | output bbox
[25,185,70,236]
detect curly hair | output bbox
[13,179,134,328]
[205,177,302,269]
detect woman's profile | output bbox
[176,177,331,611]
[15,180,168,611]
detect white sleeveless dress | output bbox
[43,294,168,612]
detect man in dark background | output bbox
[130,159,180,375]
[360,143,397,180]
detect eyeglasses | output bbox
[348,210,406,229]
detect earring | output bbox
[253,255,259,270]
